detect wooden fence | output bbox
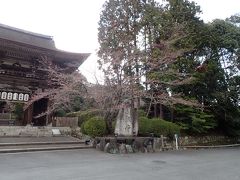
[0,113,15,125]
[52,117,78,128]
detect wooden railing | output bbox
[52,117,78,128]
[0,113,15,125]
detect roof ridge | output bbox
[0,23,53,40]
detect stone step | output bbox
[0,136,92,153]
[0,144,93,153]
[0,141,85,146]
[0,136,83,143]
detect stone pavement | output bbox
[0,147,239,180]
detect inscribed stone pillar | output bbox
[114,99,138,136]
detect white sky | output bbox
[0,0,239,83]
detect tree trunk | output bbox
[159,103,164,119]
[154,103,157,118]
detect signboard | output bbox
[0,91,30,102]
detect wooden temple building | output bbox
[0,23,89,126]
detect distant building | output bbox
[0,23,89,126]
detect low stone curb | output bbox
[181,143,240,149]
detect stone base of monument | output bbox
[94,136,172,154]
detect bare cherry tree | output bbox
[97,0,201,126]
[24,55,88,119]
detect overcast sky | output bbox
[0,0,239,83]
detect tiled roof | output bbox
[0,23,90,66]
[0,23,56,50]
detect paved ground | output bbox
[0,148,239,180]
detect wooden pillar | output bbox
[45,98,50,126]
[23,104,33,125]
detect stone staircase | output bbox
[0,125,93,153]
[0,136,92,153]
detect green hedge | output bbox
[80,121,86,134]
[139,117,180,137]
[138,117,151,135]
[83,116,106,137]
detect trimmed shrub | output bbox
[80,121,86,134]
[152,118,180,137]
[83,116,106,137]
[139,117,180,137]
[138,117,152,135]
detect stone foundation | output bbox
[95,135,240,153]
[94,136,169,154]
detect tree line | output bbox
[97,0,240,136]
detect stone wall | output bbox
[178,136,240,146]
[0,126,72,136]
[95,135,240,154]
[94,136,171,153]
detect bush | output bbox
[138,117,152,135]
[139,117,180,137]
[66,109,101,126]
[80,121,86,134]
[152,118,181,137]
[83,116,106,137]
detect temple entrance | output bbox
[0,23,89,128]
[0,101,7,113]
[32,98,48,126]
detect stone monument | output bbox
[114,99,138,136]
